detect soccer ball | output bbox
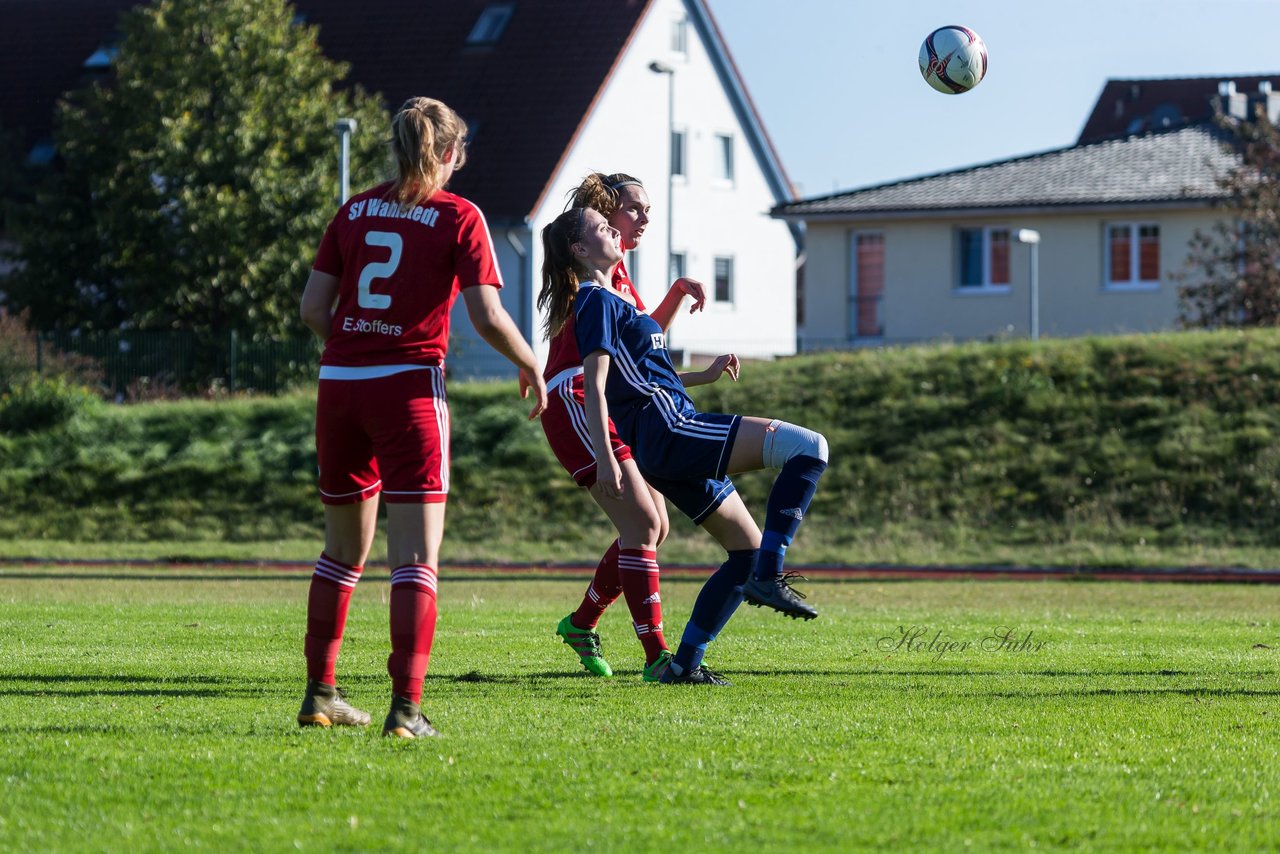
[918,25,988,94]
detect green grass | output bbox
[1,569,1277,850]
[6,525,1280,570]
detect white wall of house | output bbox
[536,0,797,363]
[448,0,797,380]
[799,207,1221,349]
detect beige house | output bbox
[773,121,1240,350]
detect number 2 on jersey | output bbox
[357,231,402,310]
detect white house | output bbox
[424,0,800,377]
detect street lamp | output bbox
[648,61,676,286]
[1016,228,1041,341]
[335,118,358,204]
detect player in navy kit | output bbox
[296,97,547,736]
[538,206,829,684]
[542,172,728,682]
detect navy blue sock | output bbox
[671,549,757,674]
[753,455,828,581]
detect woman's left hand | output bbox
[673,277,707,313]
[706,353,740,383]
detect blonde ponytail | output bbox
[389,97,469,207]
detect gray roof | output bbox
[774,122,1239,220]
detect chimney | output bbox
[1217,80,1248,120]
[1260,80,1280,124]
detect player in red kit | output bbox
[296,97,546,738]
[542,173,731,681]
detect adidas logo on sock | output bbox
[642,592,661,605]
[779,507,804,520]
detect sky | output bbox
[703,0,1280,199]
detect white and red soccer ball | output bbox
[919,25,988,94]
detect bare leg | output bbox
[323,498,380,567]
[588,459,662,549]
[725,416,776,475]
[385,502,447,570]
[647,481,671,547]
[699,490,762,551]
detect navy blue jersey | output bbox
[574,279,742,524]
[574,282,694,416]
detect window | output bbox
[714,256,734,303]
[1106,222,1160,287]
[671,18,688,55]
[669,252,686,282]
[716,133,734,182]
[671,129,687,177]
[850,232,884,338]
[83,41,118,69]
[957,227,1011,291]
[467,4,515,45]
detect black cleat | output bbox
[297,680,371,728]
[742,572,818,620]
[382,695,439,739]
[658,664,732,686]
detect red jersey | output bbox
[543,260,645,381]
[312,181,502,367]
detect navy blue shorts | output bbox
[617,407,742,525]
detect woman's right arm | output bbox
[299,270,340,340]
[583,350,623,499]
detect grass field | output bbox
[0,568,1277,851]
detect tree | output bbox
[2,0,389,351]
[1179,110,1280,328]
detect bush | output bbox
[0,311,103,395]
[0,376,101,433]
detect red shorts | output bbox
[540,371,633,487]
[315,367,449,505]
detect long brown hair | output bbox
[569,172,643,219]
[537,207,590,341]
[388,97,469,207]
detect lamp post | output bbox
[335,118,357,204]
[1016,228,1041,341]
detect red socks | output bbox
[303,553,362,684]
[618,548,667,665]
[387,564,439,705]
[570,540,623,630]
[305,556,440,705]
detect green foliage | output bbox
[0,376,101,433]
[0,574,1276,849]
[0,311,103,394]
[692,329,1280,547]
[1179,110,1280,327]
[7,330,1280,554]
[2,0,389,348]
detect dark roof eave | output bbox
[771,196,1226,222]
